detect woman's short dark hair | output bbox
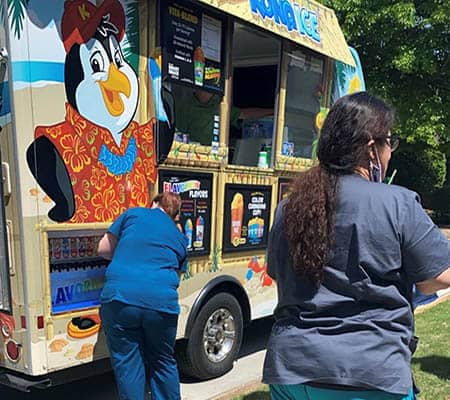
[284,92,394,286]
[152,192,181,220]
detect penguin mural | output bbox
[26,0,174,223]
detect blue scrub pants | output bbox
[100,301,180,400]
[270,384,415,400]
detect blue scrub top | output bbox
[100,207,188,314]
[263,174,450,395]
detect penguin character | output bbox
[27,0,174,223]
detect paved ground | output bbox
[181,316,272,399]
[0,317,273,400]
[3,292,448,400]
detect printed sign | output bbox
[195,0,355,66]
[161,0,225,92]
[49,232,107,313]
[159,170,213,256]
[250,0,320,44]
[50,261,108,314]
[223,184,272,253]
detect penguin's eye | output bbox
[90,51,105,73]
[114,49,123,68]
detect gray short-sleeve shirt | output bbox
[262,174,449,395]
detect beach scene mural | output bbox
[4,0,173,223]
[334,46,366,99]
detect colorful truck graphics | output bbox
[0,0,362,388]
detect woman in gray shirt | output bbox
[263,92,450,400]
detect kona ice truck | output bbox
[0,0,364,390]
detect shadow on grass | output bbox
[239,391,271,400]
[412,356,450,380]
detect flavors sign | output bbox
[51,262,108,313]
[159,170,213,256]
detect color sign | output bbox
[223,184,272,253]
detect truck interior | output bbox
[229,22,280,167]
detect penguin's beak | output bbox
[98,64,131,117]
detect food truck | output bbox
[0,0,364,389]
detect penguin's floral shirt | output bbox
[35,104,156,223]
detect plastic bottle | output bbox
[258,144,268,168]
[185,219,193,249]
[196,216,204,246]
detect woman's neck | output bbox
[353,167,370,181]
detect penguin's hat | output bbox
[62,0,125,53]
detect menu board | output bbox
[277,178,292,204]
[161,0,225,92]
[159,170,213,256]
[223,184,272,253]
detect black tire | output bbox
[177,292,243,380]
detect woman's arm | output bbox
[98,233,118,260]
[416,267,450,294]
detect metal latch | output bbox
[0,47,8,64]
[6,220,15,276]
[2,162,11,205]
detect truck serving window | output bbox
[229,22,280,167]
[283,48,324,159]
[173,83,222,147]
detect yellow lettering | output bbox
[181,11,198,24]
[169,6,181,17]
[78,4,91,21]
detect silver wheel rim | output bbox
[202,308,236,363]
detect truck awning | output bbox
[197,0,355,66]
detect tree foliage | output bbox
[323,0,449,194]
[388,143,446,196]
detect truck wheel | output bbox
[178,292,243,380]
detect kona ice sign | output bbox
[249,0,320,43]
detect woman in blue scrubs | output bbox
[98,192,187,400]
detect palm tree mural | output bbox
[2,0,139,64]
[122,0,140,73]
[336,61,356,94]
[0,0,30,39]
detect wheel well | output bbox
[184,276,251,337]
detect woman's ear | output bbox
[367,138,376,161]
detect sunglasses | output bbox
[379,134,400,152]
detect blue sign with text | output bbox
[249,0,320,43]
[51,264,107,313]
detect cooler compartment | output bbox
[48,230,108,314]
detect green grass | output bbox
[412,300,450,400]
[233,300,450,400]
[232,385,270,400]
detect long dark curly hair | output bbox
[284,92,394,285]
